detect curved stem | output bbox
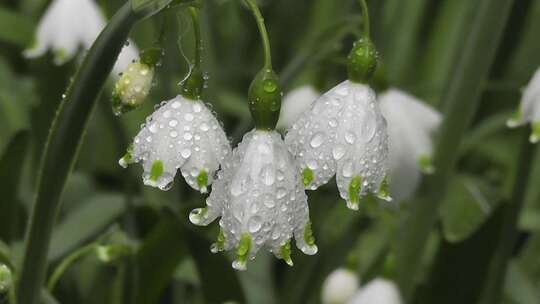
[243,0,272,69]
[188,6,203,69]
[48,243,98,292]
[358,0,370,38]
[15,4,142,304]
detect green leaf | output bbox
[503,261,540,304]
[131,0,175,18]
[0,6,34,47]
[0,131,30,244]
[49,194,125,262]
[136,210,188,304]
[440,175,500,243]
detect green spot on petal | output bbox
[418,154,435,174]
[377,176,392,202]
[531,121,540,144]
[150,160,164,182]
[280,241,293,266]
[211,228,226,253]
[349,176,362,206]
[507,108,523,127]
[236,234,252,265]
[197,170,208,192]
[303,221,316,246]
[302,168,314,187]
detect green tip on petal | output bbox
[280,241,293,266]
[119,144,134,168]
[302,168,314,187]
[506,109,523,128]
[418,154,435,174]
[348,176,362,209]
[197,170,208,193]
[0,264,13,293]
[189,207,208,225]
[233,234,252,271]
[303,221,316,247]
[377,176,392,202]
[210,228,226,253]
[54,48,68,64]
[530,121,540,144]
[149,160,164,182]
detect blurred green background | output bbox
[0,0,540,303]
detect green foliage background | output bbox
[0,0,539,303]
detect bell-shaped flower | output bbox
[321,268,359,304]
[379,89,441,201]
[24,0,137,74]
[348,278,402,304]
[285,81,390,210]
[507,68,540,143]
[276,85,319,130]
[189,130,318,270]
[119,95,231,192]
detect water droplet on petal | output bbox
[332,145,345,160]
[261,165,275,186]
[184,113,194,121]
[345,132,356,144]
[248,216,262,233]
[169,119,178,127]
[342,160,354,177]
[181,149,191,158]
[310,132,324,148]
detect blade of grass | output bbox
[393,0,516,299]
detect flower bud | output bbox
[111,47,162,115]
[347,38,378,84]
[0,264,13,293]
[248,68,283,130]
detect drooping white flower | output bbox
[189,130,318,270]
[347,278,402,304]
[379,89,441,201]
[507,68,540,143]
[24,0,138,75]
[321,268,360,304]
[119,95,231,192]
[276,85,319,130]
[285,80,390,210]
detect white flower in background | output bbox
[379,89,442,202]
[119,95,231,193]
[276,85,319,130]
[0,264,13,293]
[321,268,359,304]
[24,0,138,74]
[507,68,540,143]
[348,278,402,304]
[189,130,318,270]
[285,80,390,210]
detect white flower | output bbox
[285,80,390,210]
[119,95,231,193]
[507,68,540,143]
[276,85,319,130]
[321,268,360,304]
[348,278,402,304]
[189,130,318,270]
[379,89,441,201]
[0,264,12,293]
[24,0,138,75]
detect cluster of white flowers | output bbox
[25,0,138,75]
[321,269,402,304]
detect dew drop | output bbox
[310,133,324,148]
[200,123,209,131]
[169,119,178,127]
[184,113,194,121]
[184,133,193,140]
[276,188,287,199]
[181,149,191,158]
[332,145,345,160]
[261,165,275,186]
[345,132,356,144]
[248,216,262,233]
[342,160,354,177]
[170,131,178,138]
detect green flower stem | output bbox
[15,4,150,304]
[47,243,98,293]
[357,0,370,38]
[393,0,515,299]
[479,130,537,303]
[244,0,272,69]
[189,6,202,68]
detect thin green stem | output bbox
[243,0,272,69]
[188,6,202,68]
[47,243,98,292]
[358,0,370,38]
